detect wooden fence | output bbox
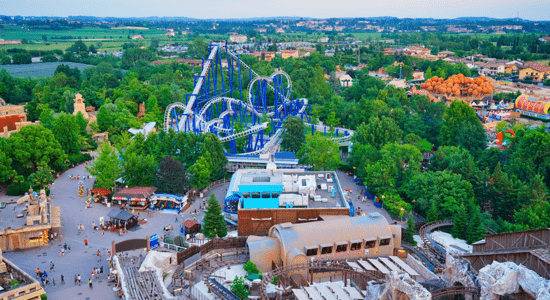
[177,236,247,265]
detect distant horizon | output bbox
[3,15,547,22]
[2,0,549,21]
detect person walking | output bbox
[50,261,55,272]
[88,278,93,289]
[102,229,105,236]
[92,269,95,279]
[77,274,81,286]
[84,239,88,247]
[68,245,71,251]
[97,250,101,262]
[96,268,100,278]
[61,248,65,256]
[74,275,77,285]
[61,274,65,285]
[52,278,56,287]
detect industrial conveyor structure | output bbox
[164,43,353,155]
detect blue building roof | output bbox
[150,194,183,201]
[274,152,296,159]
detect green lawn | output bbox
[351,32,384,39]
[1,40,130,52]
[0,26,166,41]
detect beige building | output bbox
[247,213,401,273]
[0,189,61,251]
[229,34,247,44]
[0,38,22,45]
[0,103,40,138]
[0,249,45,299]
[519,65,550,81]
[317,37,329,43]
[339,74,353,87]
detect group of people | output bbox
[58,243,71,256]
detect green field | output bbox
[351,32,384,39]
[1,40,130,53]
[0,26,166,41]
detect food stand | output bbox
[149,194,190,213]
[107,209,139,231]
[112,186,157,210]
[90,187,112,206]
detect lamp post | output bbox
[400,207,405,222]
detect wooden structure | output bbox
[182,219,201,235]
[177,237,247,264]
[238,208,349,236]
[113,238,148,254]
[461,228,550,279]
[0,255,45,300]
[107,209,139,229]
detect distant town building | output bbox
[131,35,144,40]
[478,63,506,76]
[519,64,550,81]
[0,38,22,45]
[317,37,329,43]
[281,49,299,59]
[229,34,248,44]
[275,28,285,33]
[339,74,353,87]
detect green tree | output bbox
[52,114,80,155]
[353,117,403,150]
[466,206,485,244]
[404,213,416,244]
[189,151,212,189]
[452,204,467,240]
[41,54,57,63]
[97,106,114,132]
[7,125,67,177]
[0,139,16,183]
[202,134,228,181]
[155,156,189,194]
[86,142,121,191]
[122,152,157,187]
[297,133,341,171]
[187,38,209,59]
[75,112,89,136]
[28,163,54,189]
[281,117,306,153]
[230,276,250,300]
[12,53,32,64]
[439,100,486,153]
[202,193,227,239]
[426,201,440,222]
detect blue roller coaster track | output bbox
[163,43,354,155]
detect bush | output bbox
[40,294,47,300]
[243,260,260,275]
[381,193,411,219]
[7,181,32,196]
[173,235,187,248]
[68,153,92,166]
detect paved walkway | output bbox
[0,166,394,300]
[1,163,226,300]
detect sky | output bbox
[2,0,549,20]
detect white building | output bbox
[229,34,248,44]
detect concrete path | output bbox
[1,163,226,300]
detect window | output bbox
[350,242,362,251]
[242,193,250,198]
[252,192,260,199]
[321,246,332,254]
[365,240,376,249]
[306,248,318,256]
[380,238,391,246]
[262,192,271,198]
[336,243,347,253]
[272,192,280,198]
